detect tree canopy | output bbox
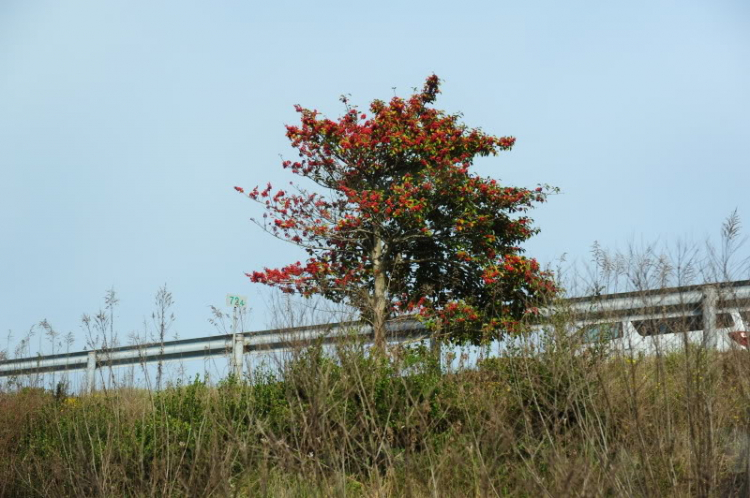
[236,75,555,349]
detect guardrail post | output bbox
[702,285,718,349]
[232,334,244,380]
[86,351,97,394]
[431,333,442,372]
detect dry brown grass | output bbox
[1,332,750,497]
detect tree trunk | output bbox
[372,236,388,354]
[431,330,443,373]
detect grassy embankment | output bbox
[2,320,750,497]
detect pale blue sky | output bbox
[1,0,749,355]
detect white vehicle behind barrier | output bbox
[564,283,750,356]
[574,311,749,356]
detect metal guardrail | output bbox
[0,318,428,391]
[2,280,750,392]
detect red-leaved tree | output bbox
[236,75,555,351]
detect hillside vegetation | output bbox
[2,328,750,497]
